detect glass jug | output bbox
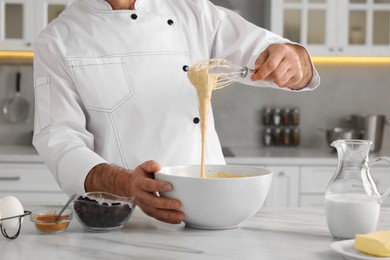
[325,139,390,240]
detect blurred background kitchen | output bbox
[0,0,389,151]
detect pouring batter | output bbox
[187,62,219,178]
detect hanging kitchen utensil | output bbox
[2,71,30,123]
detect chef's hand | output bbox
[250,43,313,90]
[131,160,184,224]
[85,161,184,224]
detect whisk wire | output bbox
[193,59,254,89]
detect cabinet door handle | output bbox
[0,176,21,181]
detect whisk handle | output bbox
[242,67,255,78]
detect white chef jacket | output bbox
[33,0,320,196]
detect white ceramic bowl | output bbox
[155,165,273,230]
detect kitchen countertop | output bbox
[0,145,389,166]
[3,207,390,259]
[225,146,339,165]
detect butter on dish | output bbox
[355,231,390,257]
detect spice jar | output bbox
[283,128,291,146]
[272,108,281,126]
[292,127,300,146]
[273,128,282,146]
[282,108,291,126]
[262,108,272,126]
[292,108,300,126]
[263,127,272,146]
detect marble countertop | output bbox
[3,207,390,259]
[0,145,389,166]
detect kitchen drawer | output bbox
[0,163,61,192]
[300,166,335,194]
[265,165,299,207]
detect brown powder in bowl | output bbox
[33,214,70,234]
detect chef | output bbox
[33,0,320,224]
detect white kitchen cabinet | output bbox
[34,0,75,38]
[0,162,68,205]
[271,0,390,56]
[227,162,299,207]
[0,0,34,51]
[0,0,74,51]
[299,166,334,207]
[265,165,300,207]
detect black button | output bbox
[183,65,189,72]
[167,19,174,26]
[131,14,138,20]
[193,117,200,124]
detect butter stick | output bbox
[355,231,390,257]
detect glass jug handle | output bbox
[371,156,390,203]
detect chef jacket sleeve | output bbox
[207,4,320,91]
[33,36,107,196]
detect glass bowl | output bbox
[73,192,135,232]
[30,208,72,234]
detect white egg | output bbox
[0,196,24,229]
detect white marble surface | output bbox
[0,145,389,166]
[2,207,390,259]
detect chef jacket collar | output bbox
[81,0,146,11]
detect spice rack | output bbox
[262,107,300,147]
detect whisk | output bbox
[190,59,255,89]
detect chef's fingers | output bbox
[137,200,184,224]
[136,176,173,193]
[251,46,283,81]
[139,160,161,174]
[262,59,291,86]
[137,185,181,210]
[133,177,184,224]
[280,73,303,88]
[134,160,171,193]
[251,49,269,74]
[266,67,297,88]
[132,160,185,224]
